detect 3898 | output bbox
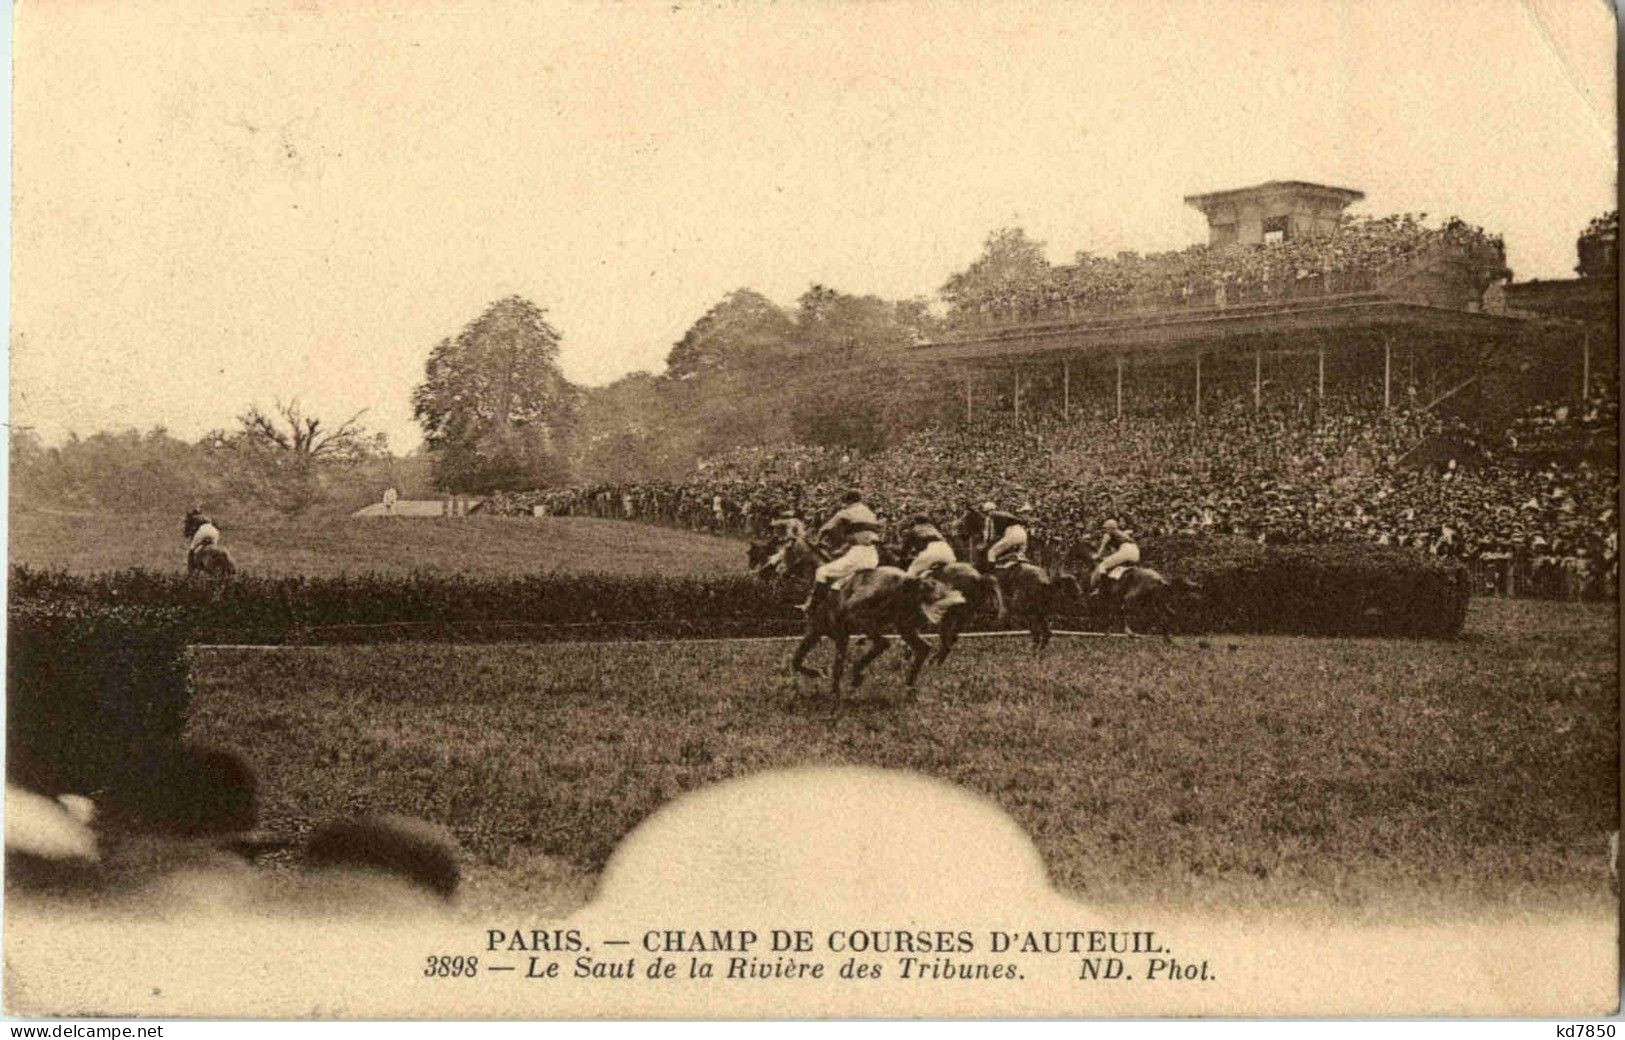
[424,955,479,977]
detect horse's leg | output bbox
[934,611,958,665]
[901,625,932,688]
[791,631,825,679]
[830,631,850,699]
[850,629,890,689]
[1157,593,1176,643]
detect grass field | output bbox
[9,511,744,578]
[187,597,1618,917]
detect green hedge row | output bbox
[10,566,798,645]
[12,535,1469,647]
[1140,535,1471,638]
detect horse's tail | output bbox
[982,573,1006,625]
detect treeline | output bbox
[10,424,434,518]
[568,285,961,484]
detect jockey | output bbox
[798,490,882,612]
[184,506,222,559]
[758,508,808,575]
[902,514,957,578]
[980,501,1029,569]
[1090,519,1141,594]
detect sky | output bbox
[11,0,1617,452]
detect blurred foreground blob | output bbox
[6,785,99,863]
[305,814,462,901]
[5,785,102,889]
[146,746,260,836]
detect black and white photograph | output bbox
[4,0,1618,1020]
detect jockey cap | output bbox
[979,501,997,513]
[841,490,864,504]
[909,513,933,526]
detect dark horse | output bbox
[790,567,966,699]
[989,559,1084,649]
[1089,563,1202,641]
[188,544,237,579]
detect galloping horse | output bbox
[188,544,237,579]
[790,567,966,699]
[989,559,1084,649]
[1089,562,1202,640]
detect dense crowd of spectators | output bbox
[487,385,1616,598]
[953,215,1507,326]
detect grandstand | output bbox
[912,182,1550,428]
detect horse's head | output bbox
[1171,576,1204,600]
[1052,571,1085,603]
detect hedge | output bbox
[1139,535,1471,638]
[11,537,1470,647]
[10,566,799,645]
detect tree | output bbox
[1576,210,1617,280]
[939,227,1051,317]
[205,400,386,514]
[664,289,795,380]
[412,295,579,493]
[793,285,928,355]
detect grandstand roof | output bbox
[1503,278,1617,326]
[910,296,1527,364]
[1183,180,1365,212]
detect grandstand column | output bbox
[1013,371,1022,425]
[1317,343,1325,400]
[1254,348,1262,411]
[965,376,973,423]
[1581,327,1590,401]
[1062,359,1071,420]
[1383,337,1392,411]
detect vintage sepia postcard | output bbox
[4,0,1618,1021]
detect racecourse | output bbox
[188,597,1617,917]
[16,509,1617,917]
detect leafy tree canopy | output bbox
[412,295,579,494]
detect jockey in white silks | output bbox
[902,514,956,577]
[184,507,221,559]
[760,508,808,575]
[980,502,1030,568]
[798,491,882,612]
[1090,519,1141,593]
